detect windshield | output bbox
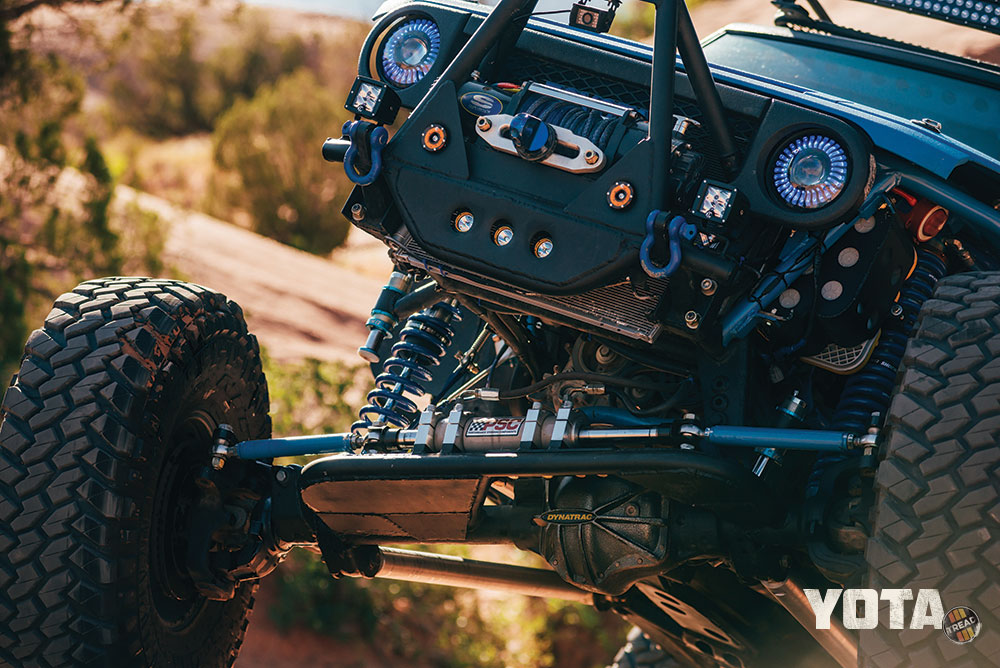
[704,33,1000,157]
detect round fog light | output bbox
[494,226,514,246]
[534,238,553,258]
[454,211,474,232]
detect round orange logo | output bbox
[943,606,981,644]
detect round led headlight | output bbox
[379,17,441,87]
[772,134,849,209]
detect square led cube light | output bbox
[345,76,401,125]
[692,180,738,222]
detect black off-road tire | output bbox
[0,277,271,667]
[861,273,1000,667]
[610,627,683,668]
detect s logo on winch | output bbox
[459,91,504,116]
[534,509,597,526]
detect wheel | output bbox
[0,277,270,667]
[861,273,1000,667]
[610,627,684,668]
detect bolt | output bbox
[275,469,288,485]
[625,504,639,517]
[351,203,366,222]
[684,310,700,329]
[779,288,801,309]
[211,455,225,470]
[584,150,599,165]
[854,216,876,234]
[595,345,614,365]
[700,278,717,296]
[838,246,860,268]
[477,117,492,132]
[890,303,903,318]
[821,280,844,301]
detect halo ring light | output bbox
[379,17,442,88]
[772,134,849,209]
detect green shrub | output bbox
[212,68,353,255]
[105,8,314,138]
[262,351,371,439]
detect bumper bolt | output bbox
[351,203,366,222]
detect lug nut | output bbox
[700,278,717,296]
[454,211,474,232]
[534,238,553,258]
[684,310,700,329]
[494,225,514,246]
[351,203,366,222]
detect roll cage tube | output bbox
[402,0,737,212]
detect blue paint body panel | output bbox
[374,0,1000,179]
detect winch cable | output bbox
[520,94,635,152]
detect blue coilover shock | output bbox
[831,248,947,432]
[806,247,947,495]
[352,301,461,432]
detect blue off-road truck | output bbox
[2,0,999,666]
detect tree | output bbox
[212,68,353,255]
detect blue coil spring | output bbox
[831,248,948,432]
[352,302,461,432]
[806,248,946,494]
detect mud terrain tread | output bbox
[861,272,1000,667]
[610,627,683,668]
[0,277,270,667]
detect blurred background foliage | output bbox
[1,0,628,664]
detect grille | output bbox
[501,53,760,181]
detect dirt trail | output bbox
[118,187,392,363]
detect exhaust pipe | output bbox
[355,547,595,605]
[763,578,857,668]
